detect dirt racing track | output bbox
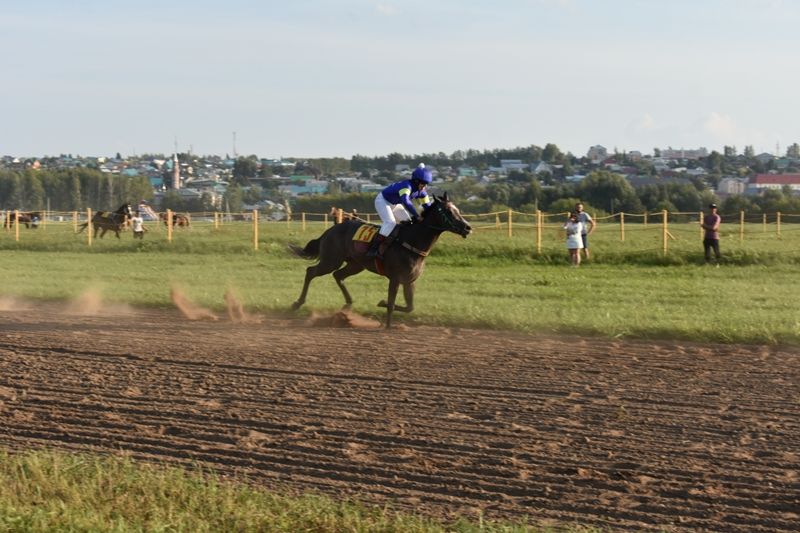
[0,300,798,532]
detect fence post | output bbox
[699,211,704,240]
[366,213,371,223]
[662,210,668,256]
[536,209,542,255]
[87,208,92,247]
[620,212,625,242]
[495,213,500,229]
[302,212,306,232]
[643,211,648,227]
[336,208,343,224]
[324,213,329,228]
[763,213,767,233]
[777,211,781,238]
[167,208,173,243]
[739,210,744,242]
[507,209,513,238]
[253,209,259,251]
[214,211,219,230]
[14,210,20,242]
[72,211,78,233]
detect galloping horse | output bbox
[290,193,472,327]
[3,211,41,229]
[159,211,190,228]
[77,204,133,239]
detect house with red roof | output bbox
[748,174,800,194]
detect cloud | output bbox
[375,3,398,16]
[703,112,738,141]
[634,113,657,131]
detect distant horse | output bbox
[290,193,472,327]
[77,204,132,239]
[159,212,190,228]
[3,211,41,229]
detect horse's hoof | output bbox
[341,304,352,310]
[290,301,302,312]
[377,300,387,308]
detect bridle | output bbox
[423,201,464,234]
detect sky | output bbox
[2,0,800,160]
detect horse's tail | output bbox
[77,222,88,233]
[288,238,321,259]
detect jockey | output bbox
[367,163,433,259]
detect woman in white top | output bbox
[563,212,584,267]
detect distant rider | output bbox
[367,163,433,259]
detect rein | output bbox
[422,202,461,233]
[398,202,461,257]
[401,241,429,257]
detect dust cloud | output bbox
[306,309,381,329]
[0,296,31,312]
[224,288,262,324]
[65,288,133,316]
[170,286,218,321]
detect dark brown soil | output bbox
[1,300,798,531]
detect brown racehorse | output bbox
[159,212,191,228]
[3,211,41,229]
[77,204,132,239]
[290,193,471,328]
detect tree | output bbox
[69,175,82,210]
[541,143,563,164]
[224,184,245,213]
[576,170,642,213]
[723,145,737,157]
[744,145,755,157]
[787,143,800,158]
[232,156,258,186]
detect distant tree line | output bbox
[0,169,153,212]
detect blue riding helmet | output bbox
[411,163,432,185]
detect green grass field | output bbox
[2,217,799,344]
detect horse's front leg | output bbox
[378,278,401,328]
[378,281,415,314]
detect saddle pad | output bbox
[353,224,378,243]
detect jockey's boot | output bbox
[366,234,387,259]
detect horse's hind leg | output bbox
[332,261,365,308]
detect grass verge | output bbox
[0,450,600,533]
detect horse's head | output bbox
[422,192,472,238]
[118,204,133,217]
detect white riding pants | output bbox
[374,193,412,237]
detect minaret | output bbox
[172,152,180,190]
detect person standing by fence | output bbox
[575,202,595,260]
[131,210,146,239]
[563,211,584,267]
[701,203,721,264]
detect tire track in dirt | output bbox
[1,304,799,531]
